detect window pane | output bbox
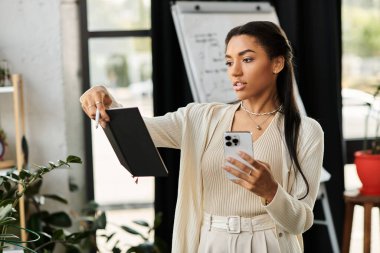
[342,0,380,139]
[88,37,153,205]
[87,0,151,31]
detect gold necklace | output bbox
[240,101,282,116]
[246,113,273,130]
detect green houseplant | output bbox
[354,85,380,195]
[0,155,111,253]
[0,155,82,252]
[23,172,106,252]
[1,155,167,252]
[22,179,167,253]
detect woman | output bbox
[80,21,324,253]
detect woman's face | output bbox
[225,35,278,100]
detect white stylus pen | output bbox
[95,108,100,129]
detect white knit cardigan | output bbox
[144,102,324,253]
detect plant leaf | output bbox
[10,172,19,180]
[105,232,116,242]
[0,216,16,225]
[42,194,68,204]
[25,178,43,196]
[153,212,163,230]
[3,181,11,191]
[2,175,18,184]
[66,231,92,244]
[120,225,147,241]
[127,245,156,253]
[0,233,19,239]
[66,155,82,164]
[0,199,14,207]
[27,212,44,232]
[113,248,122,253]
[57,160,66,167]
[35,165,49,174]
[19,169,32,180]
[69,183,78,192]
[39,231,53,239]
[46,212,72,227]
[133,220,150,227]
[141,242,159,253]
[120,225,141,235]
[82,200,99,214]
[0,203,13,222]
[94,211,107,230]
[52,229,66,240]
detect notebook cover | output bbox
[102,107,168,177]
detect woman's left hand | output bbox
[223,151,278,203]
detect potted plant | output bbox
[22,175,167,252]
[1,155,167,252]
[23,171,106,252]
[354,85,380,195]
[0,155,82,252]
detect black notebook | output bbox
[102,107,168,177]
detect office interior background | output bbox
[0,0,379,252]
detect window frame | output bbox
[79,0,152,201]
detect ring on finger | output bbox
[95,101,103,105]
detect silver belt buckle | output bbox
[227,216,241,233]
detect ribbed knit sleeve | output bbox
[144,102,225,149]
[264,116,324,235]
[143,106,187,149]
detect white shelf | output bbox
[0,160,15,169]
[0,86,14,93]
[0,168,15,176]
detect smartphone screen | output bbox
[223,131,254,180]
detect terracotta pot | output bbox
[354,150,380,195]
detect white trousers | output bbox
[197,213,281,253]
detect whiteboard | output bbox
[171,1,278,103]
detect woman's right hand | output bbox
[80,85,113,128]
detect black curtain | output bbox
[273,1,344,253]
[152,1,344,252]
[151,0,193,249]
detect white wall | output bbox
[0,0,86,223]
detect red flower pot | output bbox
[354,151,380,195]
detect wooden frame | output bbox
[11,74,27,242]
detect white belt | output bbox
[203,213,275,234]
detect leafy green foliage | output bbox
[1,155,168,252]
[0,155,82,252]
[99,212,166,253]
[22,163,108,253]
